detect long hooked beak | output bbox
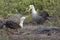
[27,8,31,12]
[25,16,28,18]
[24,14,31,18]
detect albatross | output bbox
[4,14,26,29]
[29,5,50,24]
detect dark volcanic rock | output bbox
[33,27,60,35]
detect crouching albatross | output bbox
[4,14,26,29]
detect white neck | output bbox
[19,20,24,28]
[31,7,37,15]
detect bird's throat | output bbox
[32,7,37,15]
[19,20,23,28]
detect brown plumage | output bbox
[4,21,21,29]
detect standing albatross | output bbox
[29,5,49,24]
[4,16,26,29]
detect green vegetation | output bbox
[0,0,60,26]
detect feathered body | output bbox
[8,14,22,24]
[29,5,49,24]
[5,14,26,29]
[4,21,21,29]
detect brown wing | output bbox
[5,21,21,29]
[8,14,22,24]
[38,11,49,18]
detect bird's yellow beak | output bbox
[25,15,29,18]
[25,14,31,19]
[27,8,31,12]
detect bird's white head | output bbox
[19,16,26,28]
[29,5,37,15]
[20,17,26,21]
[29,5,34,9]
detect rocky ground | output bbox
[0,25,60,40]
